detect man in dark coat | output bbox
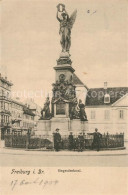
[78,132,84,152]
[83,132,86,149]
[88,128,102,151]
[53,128,61,151]
[73,137,79,151]
[68,132,74,150]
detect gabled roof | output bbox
[73,73,88,89]
[23,106,35,116]
[112,93,128,106]
[11,98,24,106]
[86,87,128,106]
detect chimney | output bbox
[104,82,110,103]
[104,82,107,90]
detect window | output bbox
[104,94,110,104]
[91,110,96,119]
[104,110,110,120]
[7,92,9,98]
[4,115,6,123]
[5,103,8,110]
[1,102,4,109]
[2,90,4,96]
[1,115,4,123]
[5,116,7,123]
[119,110,124,119]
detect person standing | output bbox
[73,137,78,151]
[88,128,102,151]
[68,132,74,150]
[83,132,86,149]
[26,129,31,149]
[53,128,61,151]
[78,132,84,152]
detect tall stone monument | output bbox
[36,4,88,136]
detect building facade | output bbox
[24,98,42,125]
[0,74,38,139]
[11,99,35,135]
[22,106,35,134]
[0,74,13,139]
[11,99,24,133]
[85,86,128,140]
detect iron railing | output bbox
[4,132,124,150]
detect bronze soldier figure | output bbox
[79,99,88,121]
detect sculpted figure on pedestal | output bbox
[56,4,77,53]
[70,97,80,119]
[78,99,88,121]
[41,97,51,120]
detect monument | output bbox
[36,4,88,136]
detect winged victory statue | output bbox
[56,4,77,54]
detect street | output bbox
[0,148,128,167]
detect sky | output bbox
[1,0,128,106]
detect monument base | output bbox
[70,119,88,134]
[35,120,51,136]
[35,118,88,136]
[51,117,70,135]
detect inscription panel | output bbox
[56,102,66,115]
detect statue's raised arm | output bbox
[56,10,61,22]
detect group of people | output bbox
[53,128,102,152]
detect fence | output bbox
[60,133,124,149]
[4,134,53,149]
[4,132,124,150]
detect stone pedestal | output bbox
[36,118,88,136]
[71,119,88,134]
[70,119,80,132]
[51,117,70,135]
[35,120,51,136]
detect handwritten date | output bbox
[11,178,59,191]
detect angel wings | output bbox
[67,9,77,29]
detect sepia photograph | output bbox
[0,0,128,194]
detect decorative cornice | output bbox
[57,57,72,65]
[54,64,75,73]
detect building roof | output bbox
[11,98,24,106]
[86,87,128,106]
[23,106,35,116]
[23,99,42,110]
[73,73,88,89]
[0,74,13,86]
